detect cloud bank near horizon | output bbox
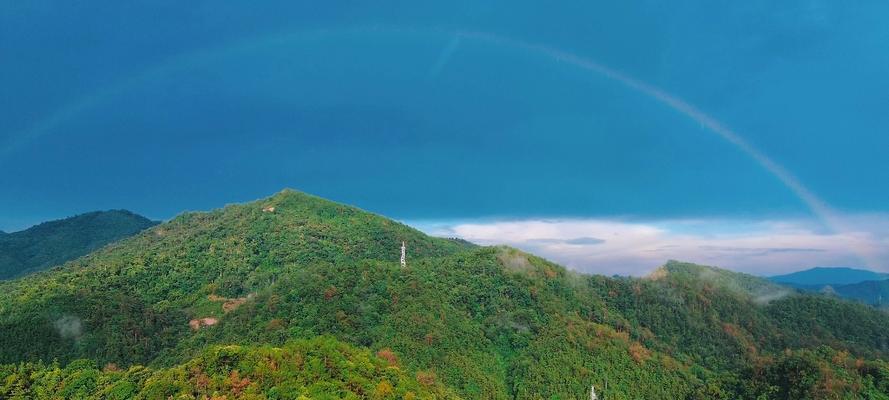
[411,214,889,277]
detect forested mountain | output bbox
[770,267,889,287]
[0,210,157,279]
[1,190,888,399]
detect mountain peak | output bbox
[248,189,369,218]
[156,190,474,271]
[266,188,318,203]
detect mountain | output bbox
[770,267,889,307]
[825,279,889,307]
[2,190,889,399]
[0,210,158,280]
[770,267,889,287]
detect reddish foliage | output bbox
[376,348,399,366]
[629,342,651,364]
[832,350,850,366]
[416,370,437,387]
[855,358,865,370]
[722,323,738,336]
[195,372,210,390]
[228,370,251,395]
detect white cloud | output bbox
[409,215,889,277]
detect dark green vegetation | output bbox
[1,190,888,399]
[0,210,157,279]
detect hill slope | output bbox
[652,260,793,303]
[0,210,158,279]
[1,190,888,399]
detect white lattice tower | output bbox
[400,241,406,267]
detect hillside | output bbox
[651,260,793,303]
[0,210,158,279]
[1,336,459,399]
[0,337,459,400]
[770,267,889,287]
[1,190,889,399]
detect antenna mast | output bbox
[400,241,406,267]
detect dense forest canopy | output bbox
[1,190,888,399]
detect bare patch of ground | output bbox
[208,293,252,313]
[188,317,218,330]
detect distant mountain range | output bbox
[770,267,889,286]
[828,279,889,307]
[769,267,889,306]
[0,210,157,279]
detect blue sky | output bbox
[2,1,888,274]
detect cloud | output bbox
[410,214,889,277]
[698,246,826,256]
[54,315,83,339]
[527,237,606,245]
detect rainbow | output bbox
[2,26,869,267]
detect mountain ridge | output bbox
[770,267,889,307]
[833,279,889,305]
[0,209,158,280]
[770,266,889,287]
[1,190,888,398]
